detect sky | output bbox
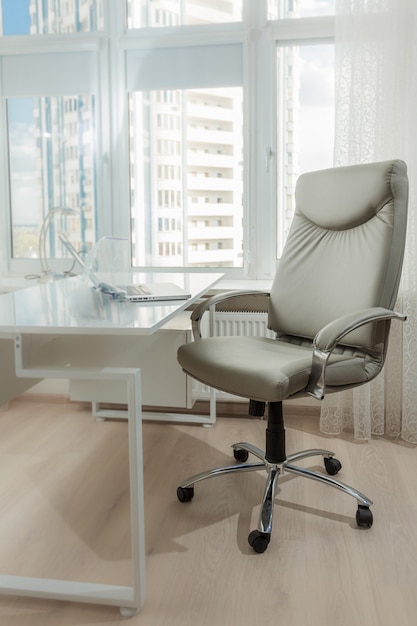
[2,0,30,35]
[2,0,36,226]
[297,0,335,16]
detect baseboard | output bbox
[143,400,321,418]
[12,394,321,418]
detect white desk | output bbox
[0,271,222,615]
[0,271,222,336]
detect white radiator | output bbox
[212,311,275,339]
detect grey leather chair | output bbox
[177,160,408,553]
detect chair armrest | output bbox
[191,290,270,340]
[307,307,407,400]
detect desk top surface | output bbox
[0,272,223,336]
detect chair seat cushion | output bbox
[178,336,370,403]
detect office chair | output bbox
[176,159,408,553]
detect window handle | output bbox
[265,147,274,172]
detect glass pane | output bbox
[268,0,335,20]
[276,43,334,256]
[8,96,97,261]
[127,0,242,28]
[1,0,103,35]
[129,87,244,268]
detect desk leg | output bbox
[0,363,146,615]
[122,367,146,615]
[91,386,218,427]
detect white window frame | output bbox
[0,1,335,281]
[0,32,112,277]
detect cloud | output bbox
[8,120,39,224]
[297,0,335,17]
[299,46,335,108]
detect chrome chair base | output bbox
[177,442,373,553]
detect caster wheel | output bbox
[356,505,373,528]
[248,530,270,554]
[324,457,342,476]
[177,486,194,503]
[233,448,249,462]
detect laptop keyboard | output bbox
[124,284,152,296]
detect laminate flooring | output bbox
[0,398,415,626]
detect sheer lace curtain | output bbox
[319,0,417,443]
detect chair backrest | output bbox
[268,160,408,356]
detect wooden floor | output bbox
[0,398,415,626]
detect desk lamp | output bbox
[38,207,80,280]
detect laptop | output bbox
[59,233,191,302]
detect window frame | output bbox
[0,32,111,277]
[0,2,335,281]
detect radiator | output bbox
[212,311,275,339]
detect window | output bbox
[1,40,100,273]
[127,0,243,28]
[129,87,243,268]
[276,43,335,256]
[268,0,335,19]
[0,1,335,280]
[7,95,96,259]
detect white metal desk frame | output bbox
[90,302,221,427]
[4,359,144,617]
[0,272,222,616]
[92,297,224,427]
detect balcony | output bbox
[187,174,239,192]
[188,226,237,240]
[187,203,240,217]
[187,103,236,123]
[186,152,236,168]
[187,128,234,145]
[187,248,238,265]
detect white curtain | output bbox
[319,0,417,443]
